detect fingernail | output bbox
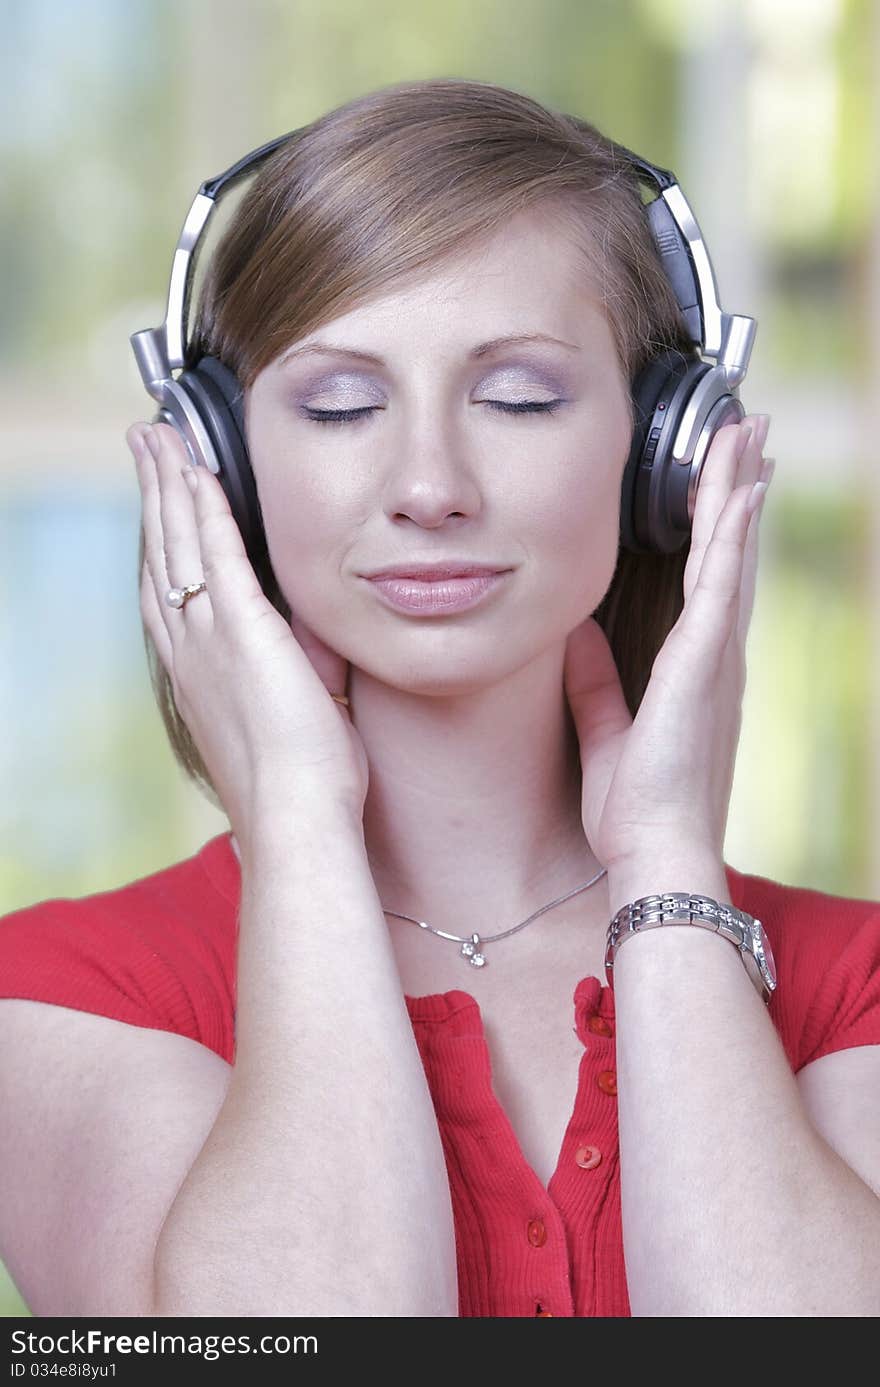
[760,456,776,486]
[754,414,772,452]
[735,422,753,460]
[181,466,198,494]
[127,426,149,459]
[747,480,769,516]
[144,427,160,460]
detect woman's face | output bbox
[244,210,634,694]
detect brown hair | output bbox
[139,77,696,810]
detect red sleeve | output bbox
[0,896,164,1030]
[726,865,880,1074]
[798,905,880,1067]
[0,840,237,1065]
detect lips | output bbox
[364,564,508,580]
[365,570,508,614]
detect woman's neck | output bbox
[230,644,605,934]
[348,646,602,930]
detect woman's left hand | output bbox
[563,414,773,873]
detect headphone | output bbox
[131,126,756,566]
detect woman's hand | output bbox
[563,414,773,872]
[127,421,370,840]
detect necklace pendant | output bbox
[460,934,486,968]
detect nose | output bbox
[380,410,484,527]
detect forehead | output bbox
[289,209,611,357]
[406,207,594,293]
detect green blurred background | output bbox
[2,0,879,1316]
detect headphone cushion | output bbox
[178,357,268,569]
[623,350,707,554]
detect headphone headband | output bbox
[130,124,755,411]
[130,114,758,558]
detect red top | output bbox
[1,832,879,1317]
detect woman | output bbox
[1,79,879,1319]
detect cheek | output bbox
[248,418,348,582]
[525,461,621,618]
[527,453,619,554]
[260,490,335,595]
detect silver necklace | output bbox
[382,866,608,968]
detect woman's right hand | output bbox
[126,420,370,842]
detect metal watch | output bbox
[604,892,777,1005]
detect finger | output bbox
[669,481,757,685]
[288,611,351,704]
[684,414,770,606]
[684,419,753,606]
[563,615,632,760]
[741,415,771,489]
[186,438,270,632]
[126,421,152,456]
[727,427,769,652]
[737,458,774,647]
[139,542,175,680]
[148,422,213,636]
[128,423,176,649]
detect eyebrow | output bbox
[278,332,580,367]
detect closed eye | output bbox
[302,400,565,427]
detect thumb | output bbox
[288,611,350,702]
[563,616,632,765]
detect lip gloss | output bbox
[366,572,506,614]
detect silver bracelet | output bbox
[604,891,777,1005]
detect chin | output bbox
[345,632,557,702]
[350,662,506,700]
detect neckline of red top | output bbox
[197,828,743,1029]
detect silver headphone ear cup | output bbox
[623,352,744,555]
[679,389,745,522]
[642,358,710,554]
[622,351,694,555]
[172,359,270,578]
[153,378,223,474]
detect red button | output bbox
[574,1144,603,1170]
[597,1069,617,1096]
[527,1218,547,1247]
[588,1014,613,1037]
